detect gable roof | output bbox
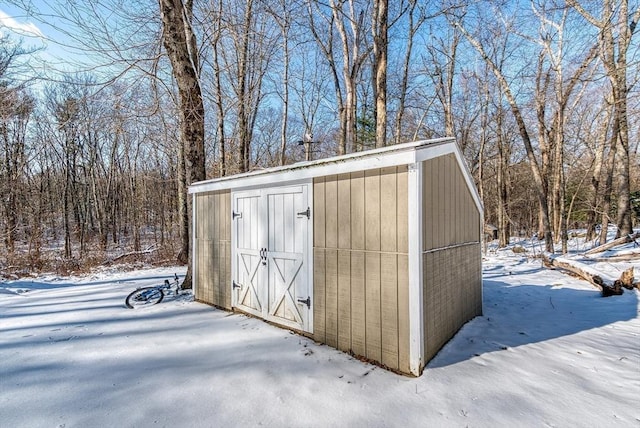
[188,137,482,214]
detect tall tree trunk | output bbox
[496,109,510,248]
[599,131,618,245]
[373,0,388,148]
[158,0,206,288]
[211,0,226,176]
[394,0,421,146]
[280,33,290,165]
[330,0,369,154]
[64,141,73,259]
[585,103,611,241]
[237,0,254,172]
[307,0,347,154]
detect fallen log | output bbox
[587,253,640,263]
[104,247,158,265]
[616,267,636,290]
[543,254,623,296]
[584,232,640,255]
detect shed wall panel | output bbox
[381,253,399,370]
[397,254,410,373]
[421,154,482,363]
[313,168,409,373]
[337,249,352,352]
[350,251,366,357]
[325,176,338,249]
[325,248,339,348]
[365,252,382,362]
[338,175,351,249]
[423,154,481,251]
[194,191,231,309]
[423,244,482,361]
[350,171,365,250]
[313,249,326,342]
[396,166,409,254]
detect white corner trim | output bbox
[191,192,198,300]
[305,182,314,334]
[407,162,424,376]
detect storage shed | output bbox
[188,138,483,376]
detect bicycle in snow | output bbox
[125,274,184,308]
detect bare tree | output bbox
[158,0,206,287]
[392,0,424,145]
[584,100,612,242]
[569,0,640,237]
[201,0,229,176]
[533,2,599,253]
[308,0,371,154]
[426,27,460,139]
[452,14,555,252]
[261,0,299,165]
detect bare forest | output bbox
[1,0,638,278]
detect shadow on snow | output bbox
[428,276,639,369]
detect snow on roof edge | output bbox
[189,137,455,193]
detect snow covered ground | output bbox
[1,252,638,427]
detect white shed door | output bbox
[232,184,312,333]
[233,191,263,319]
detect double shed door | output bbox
[232,184,312,333]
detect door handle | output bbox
[260,248,267,265]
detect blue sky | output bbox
[0,4,45,41]
[0,1,87,76]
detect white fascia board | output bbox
[189,138,454,194]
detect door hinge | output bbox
[232,280,241,289]
[297,296,311,309]
[232,211,242,220]
[296,207,311,219]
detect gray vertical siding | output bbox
[313,167,411,374]
[422,154,482,362]
[194,190,232,309]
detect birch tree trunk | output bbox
[332,0,361,154]
[585,103,611,241]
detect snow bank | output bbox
[1,259,638,427]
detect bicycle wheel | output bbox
[125,286,164,308]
